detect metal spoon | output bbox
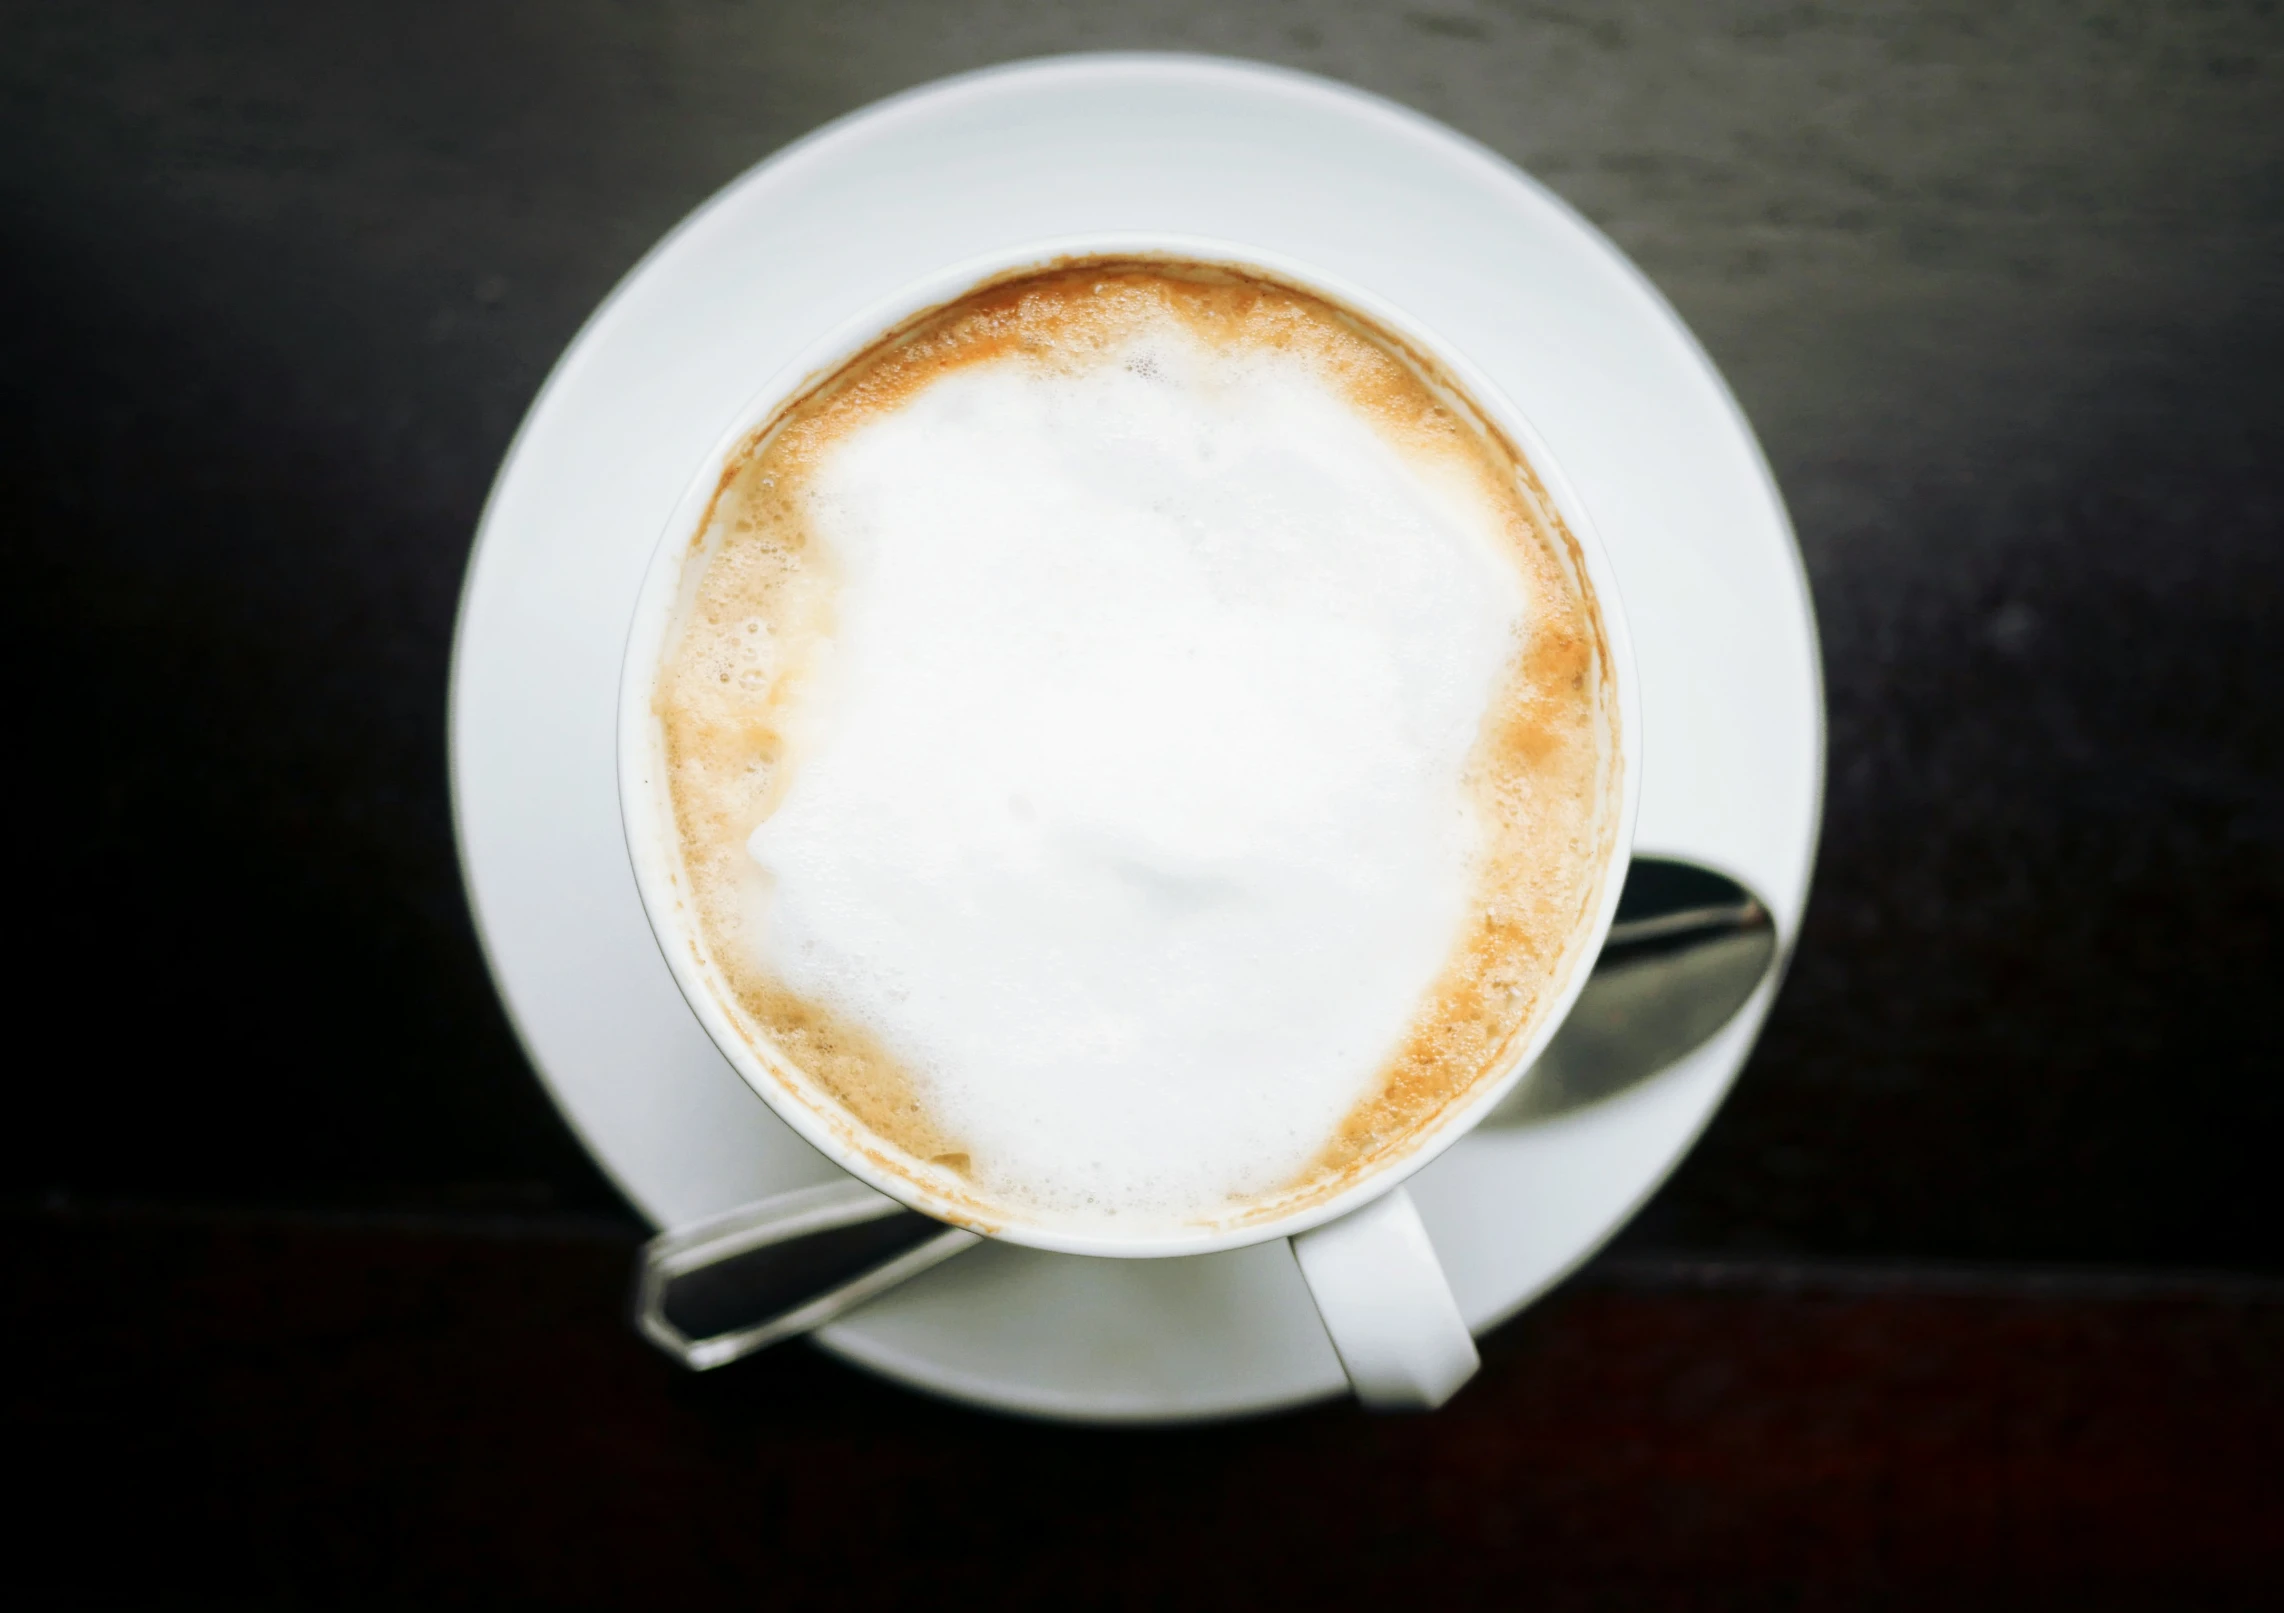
[634,856,1776,1371]
[1484,855,1775,1125]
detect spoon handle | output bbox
[633,1179,978,1370]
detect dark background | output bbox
[5,3,2280,1607]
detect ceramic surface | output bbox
[449,53,1823,1421]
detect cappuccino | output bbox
[652,260,1619,1237]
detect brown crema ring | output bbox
[652,256,1622,1233]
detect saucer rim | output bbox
[447,50,1826,1422]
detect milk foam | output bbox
[738,318,1527,1227]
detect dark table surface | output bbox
[6,3,2281,1607]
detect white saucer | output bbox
[449,54,1823,1422]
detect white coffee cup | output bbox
[618,234,1641,1409]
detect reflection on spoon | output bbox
[634,856,1778,1371]
[1485,857,1775,1125]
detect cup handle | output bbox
[1289,1186,1479,1411]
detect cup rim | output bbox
[617,231,1643,1259]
